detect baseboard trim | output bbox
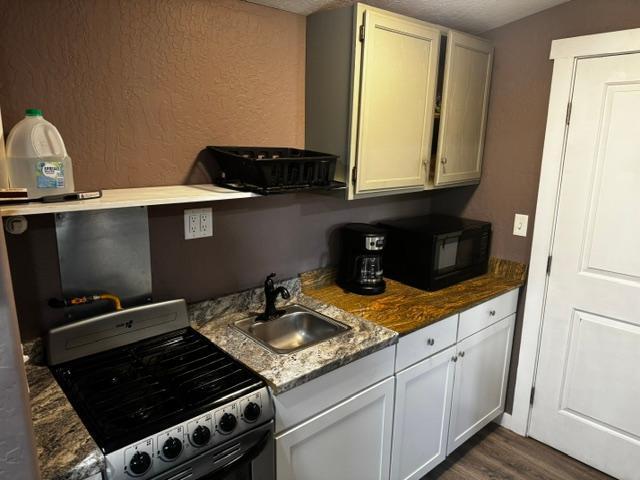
[494,412,523,435]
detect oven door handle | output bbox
[200,429,271,479]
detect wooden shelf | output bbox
[0,184,259,217]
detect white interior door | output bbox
[355,9,439,194]
[529,53,640,480]
[434,32,493,186]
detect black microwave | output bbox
[378,215,491,291]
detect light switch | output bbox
[513,213,528,237]
[184,208,213,239]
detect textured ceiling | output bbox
[245,0,570,33]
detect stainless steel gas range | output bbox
[46,300,275,480]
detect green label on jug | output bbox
[36,161,65,188]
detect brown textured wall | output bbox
[0,1,435,342]
[9,192,433,340]
[431,0,640,264]
[0,0,305,189]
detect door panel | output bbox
[435,32,492,186]
[447,315,514,455]
[355,10,439,193]
[560,310,640,438]
[390,346,455,480]
[276,377,394,480]
[530,53,640,480]
[580,83,640,281]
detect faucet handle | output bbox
[265,273,277,290]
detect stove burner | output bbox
[51,328,264,453]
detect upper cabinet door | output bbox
[434,32,493,186]
[355,9,440,194]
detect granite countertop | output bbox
[190,282,398,395]
[302,258,527,336]
[26,276,397,480]
[26,362,104,480]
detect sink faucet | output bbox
[256,273,291,322]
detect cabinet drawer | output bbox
[274,346,395,433]
[458,289,518,341]
[396,314,458,372]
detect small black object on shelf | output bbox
[206,146,345,194]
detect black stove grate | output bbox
[51,327,264,453]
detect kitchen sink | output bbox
[233,304,350,354]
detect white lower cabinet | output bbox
[276,377,395,480]
[447,314,516,454]
[273,291,518,480]
[390,291,518,479]
[390,346,456,480]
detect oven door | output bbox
[154,421,274,480]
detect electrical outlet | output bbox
[200,211,212,237]
[513,213,529,237]
[184,208,213,239]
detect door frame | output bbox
[506,27,640,436]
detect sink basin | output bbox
[233,304,350,354]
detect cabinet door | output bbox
[434,32,493,186]
[354,9,440,194]
[447,314,515,454]
[390,346,456,480]
[276,377,394,480]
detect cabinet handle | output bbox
[426,338,435,346]
[440,156,448,173]
[451,355,458,362]
[459,351,465,358]
[489,310,496,316]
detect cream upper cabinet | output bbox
[305,3,493,199]
[354,9,440,194]
[432,32,493,187]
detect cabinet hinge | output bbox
[566,102,572,125]
[530,386,536,405]
[546,255,553,276]
[351,166,357,185]
[359,24,365,42]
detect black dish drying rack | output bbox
[206,146,345,194]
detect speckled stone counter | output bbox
[190,283,398,395]
[26,276,397,479]
[302,258,527,336]
[26,363,104,480]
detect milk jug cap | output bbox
[25,108,43,117]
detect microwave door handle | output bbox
[198,430,271,480]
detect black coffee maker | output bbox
[337,223,387,295]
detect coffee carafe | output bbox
[337,223,387,295]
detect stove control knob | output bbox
[244,402,261,422]
[191,425,211,447]
[162,437,182,460]
[129,451,151,475]
[218,413,237,433]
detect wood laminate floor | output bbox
[423,424,614,480]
